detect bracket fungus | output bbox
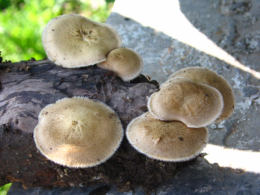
[42,14,121,68]
[166,67,234,122]
[33,97,123,168]
[148,78,224,128]
[98,48,143,81]
[126,113,208,162]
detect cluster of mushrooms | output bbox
[34,13,142,168]
[33,14,234,168]
[127,67,234,162]
[41,14,143,81]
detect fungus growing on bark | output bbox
[42,14,121,68]
[34,97,123,168]
[148,78,224,128]
[166,67,234,122]
[126,112,208,162]
[98,48,143,81]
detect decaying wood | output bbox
[0,60,186,191]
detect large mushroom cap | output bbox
[166,67,234,122]
[42,14,121,68]
[34,97,123,168]
[98,48,143,81]
[148,78,224,128]
[126,113,208,162]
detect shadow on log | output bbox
[0,60,193,193]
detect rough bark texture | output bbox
[0,60,187,192]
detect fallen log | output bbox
[0,60,188,192]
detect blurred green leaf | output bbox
[105,0,115,3]
[0,0,11,10]
[0,183,12,195]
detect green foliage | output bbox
[0,0,24,10]
[0,183,12,195]
[0,0,113,62]
[105,0,115,3]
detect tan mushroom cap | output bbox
[126,112,208,162]
[98,48,143,81]
[42,14,121,68]
[148,78,224,128]
[34,97,123,168]
[166,67,234,122]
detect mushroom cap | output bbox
[98,48,143,81]
[126,112,208,162]
[42,14,121,68]
[166,67,234,122]
[148,78,224,128]
[34,97,123,168]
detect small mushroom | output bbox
[42,14,121,68]
[165,67,234,122]
[98,48,143,81]
[126,112,208,162]
[34,97,123,168]
[148,78,224,128]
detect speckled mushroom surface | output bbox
[126,112,208,162]
[34,97,123,168]
[98,48,143,81]
[148,78,224,128]
[42,14,121,68]
[166,67,234,122]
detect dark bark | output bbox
[0,60,186,192]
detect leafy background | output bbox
[0,0,114,193]
[0,0,114,62]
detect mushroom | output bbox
[148,78,224,128]
[33,97,123,168]
[42,14,121,68]
[98,48,143,81]
[165,67,234,122]
[126,112,208,162]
